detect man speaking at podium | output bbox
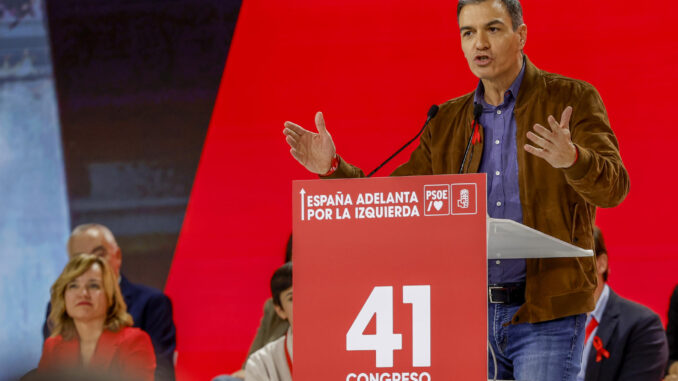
[283,0,629,379]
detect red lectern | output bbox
[293,174,488,380]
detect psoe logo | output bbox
[451,183,477,215]
[423,184,450,216]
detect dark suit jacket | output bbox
[38,327,155,381]
[43,274,176,381]
[667,285,678,373]
[584,289,668,381]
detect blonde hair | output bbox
[48,254,133,340]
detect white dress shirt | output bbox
[245,328,292,381]
[576,284,610,381]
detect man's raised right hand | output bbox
[283,111,336,175]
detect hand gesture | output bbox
[283,111,336,174]
[524,106,577,168]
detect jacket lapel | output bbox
[585,290,620,381]
[120,274,133,301]
[89,329,121,371]
[513,56,543,216]
[54,337,81,368]
[460,103,484,174]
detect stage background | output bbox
[165,0,678,379]
[1,0,676,380]
[0,0,240,378]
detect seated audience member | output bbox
[43,224,176,381]
[245,262,293,381]
[666,285,678,380]
[38,254,156,381]
[578,227,668,381]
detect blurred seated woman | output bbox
[38,254,155,381]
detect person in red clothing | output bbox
[38,254,156,381]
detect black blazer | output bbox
[584,288,668,381]
[667,285,678,372]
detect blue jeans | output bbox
[488,303,586,381]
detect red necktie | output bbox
[585,316,599,343]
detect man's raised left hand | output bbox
[524,106,577,168]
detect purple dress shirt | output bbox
[475,61,526,284]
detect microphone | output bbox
[459,103,483,173]
[473,102,483,120]
[367,105,439,177]
[427,104,440,119]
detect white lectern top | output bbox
[487,217,593,259]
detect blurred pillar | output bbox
[0,1,70,379]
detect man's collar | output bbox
[474,57,526,107]
[508,58,526,99]
[591,283,610,322]
[514,55,541,111]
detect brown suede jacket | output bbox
[328,57,630,324]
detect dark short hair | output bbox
[285,233,293,263]
[593,226,609,282]
[271,262,293,307]
[457,0,524,31]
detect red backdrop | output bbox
[164,0,678,379]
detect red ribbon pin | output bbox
[471,120,482,145]
[592,336,610,362]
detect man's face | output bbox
[459,0,526,84]
[64,263,108,323]
[68,229,122,277]
[274,286,293,328]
